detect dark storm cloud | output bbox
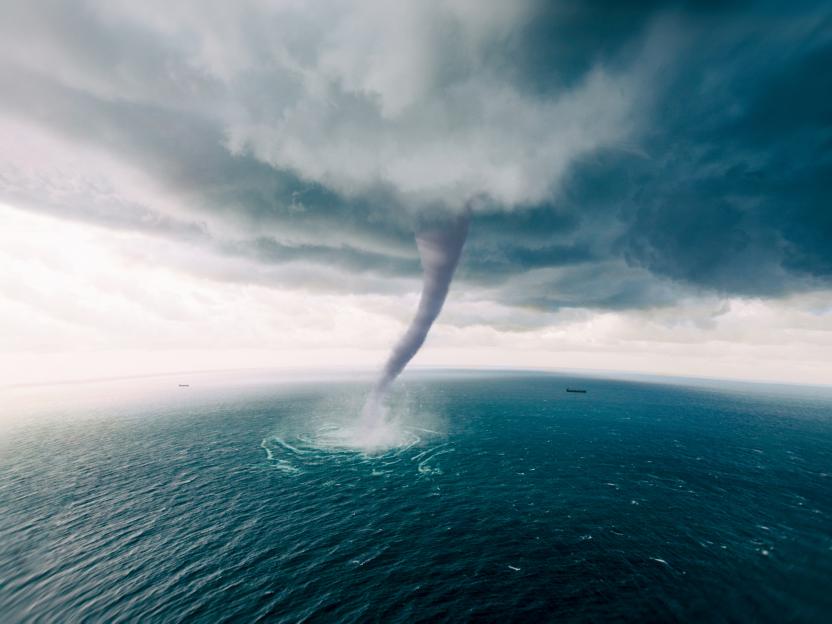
[611,5,832,296]
[496,0,666,95]
[0,0,830,313]
[464,0,832,306]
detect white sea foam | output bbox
[306,419,422,454]
[262,389,447,478]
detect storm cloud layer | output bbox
[1,0,831,318]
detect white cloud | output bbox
[0,0,648,208]
[0,204,405,363]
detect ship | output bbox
[566,388,587,393]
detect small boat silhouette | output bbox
[566,388,587,393]
[178,384,190,388]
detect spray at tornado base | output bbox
[361,206,471,429]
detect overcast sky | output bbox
[1,0,831,386]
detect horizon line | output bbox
[4,364,830,392]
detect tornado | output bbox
[362,206,471,427]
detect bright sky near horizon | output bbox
[1,1,831,387]
[2,202,830,387]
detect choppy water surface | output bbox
[1,371,831,622]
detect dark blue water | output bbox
[1,371,831,622]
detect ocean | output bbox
[1,371,831,622]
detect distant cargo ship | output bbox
[178,384,190,387]
[566,388,587,393]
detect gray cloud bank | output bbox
[1,0,830,317]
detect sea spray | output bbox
[361,206,471,429]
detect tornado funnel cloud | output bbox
[362,208,471,426]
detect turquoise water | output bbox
[1,371,831,622]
